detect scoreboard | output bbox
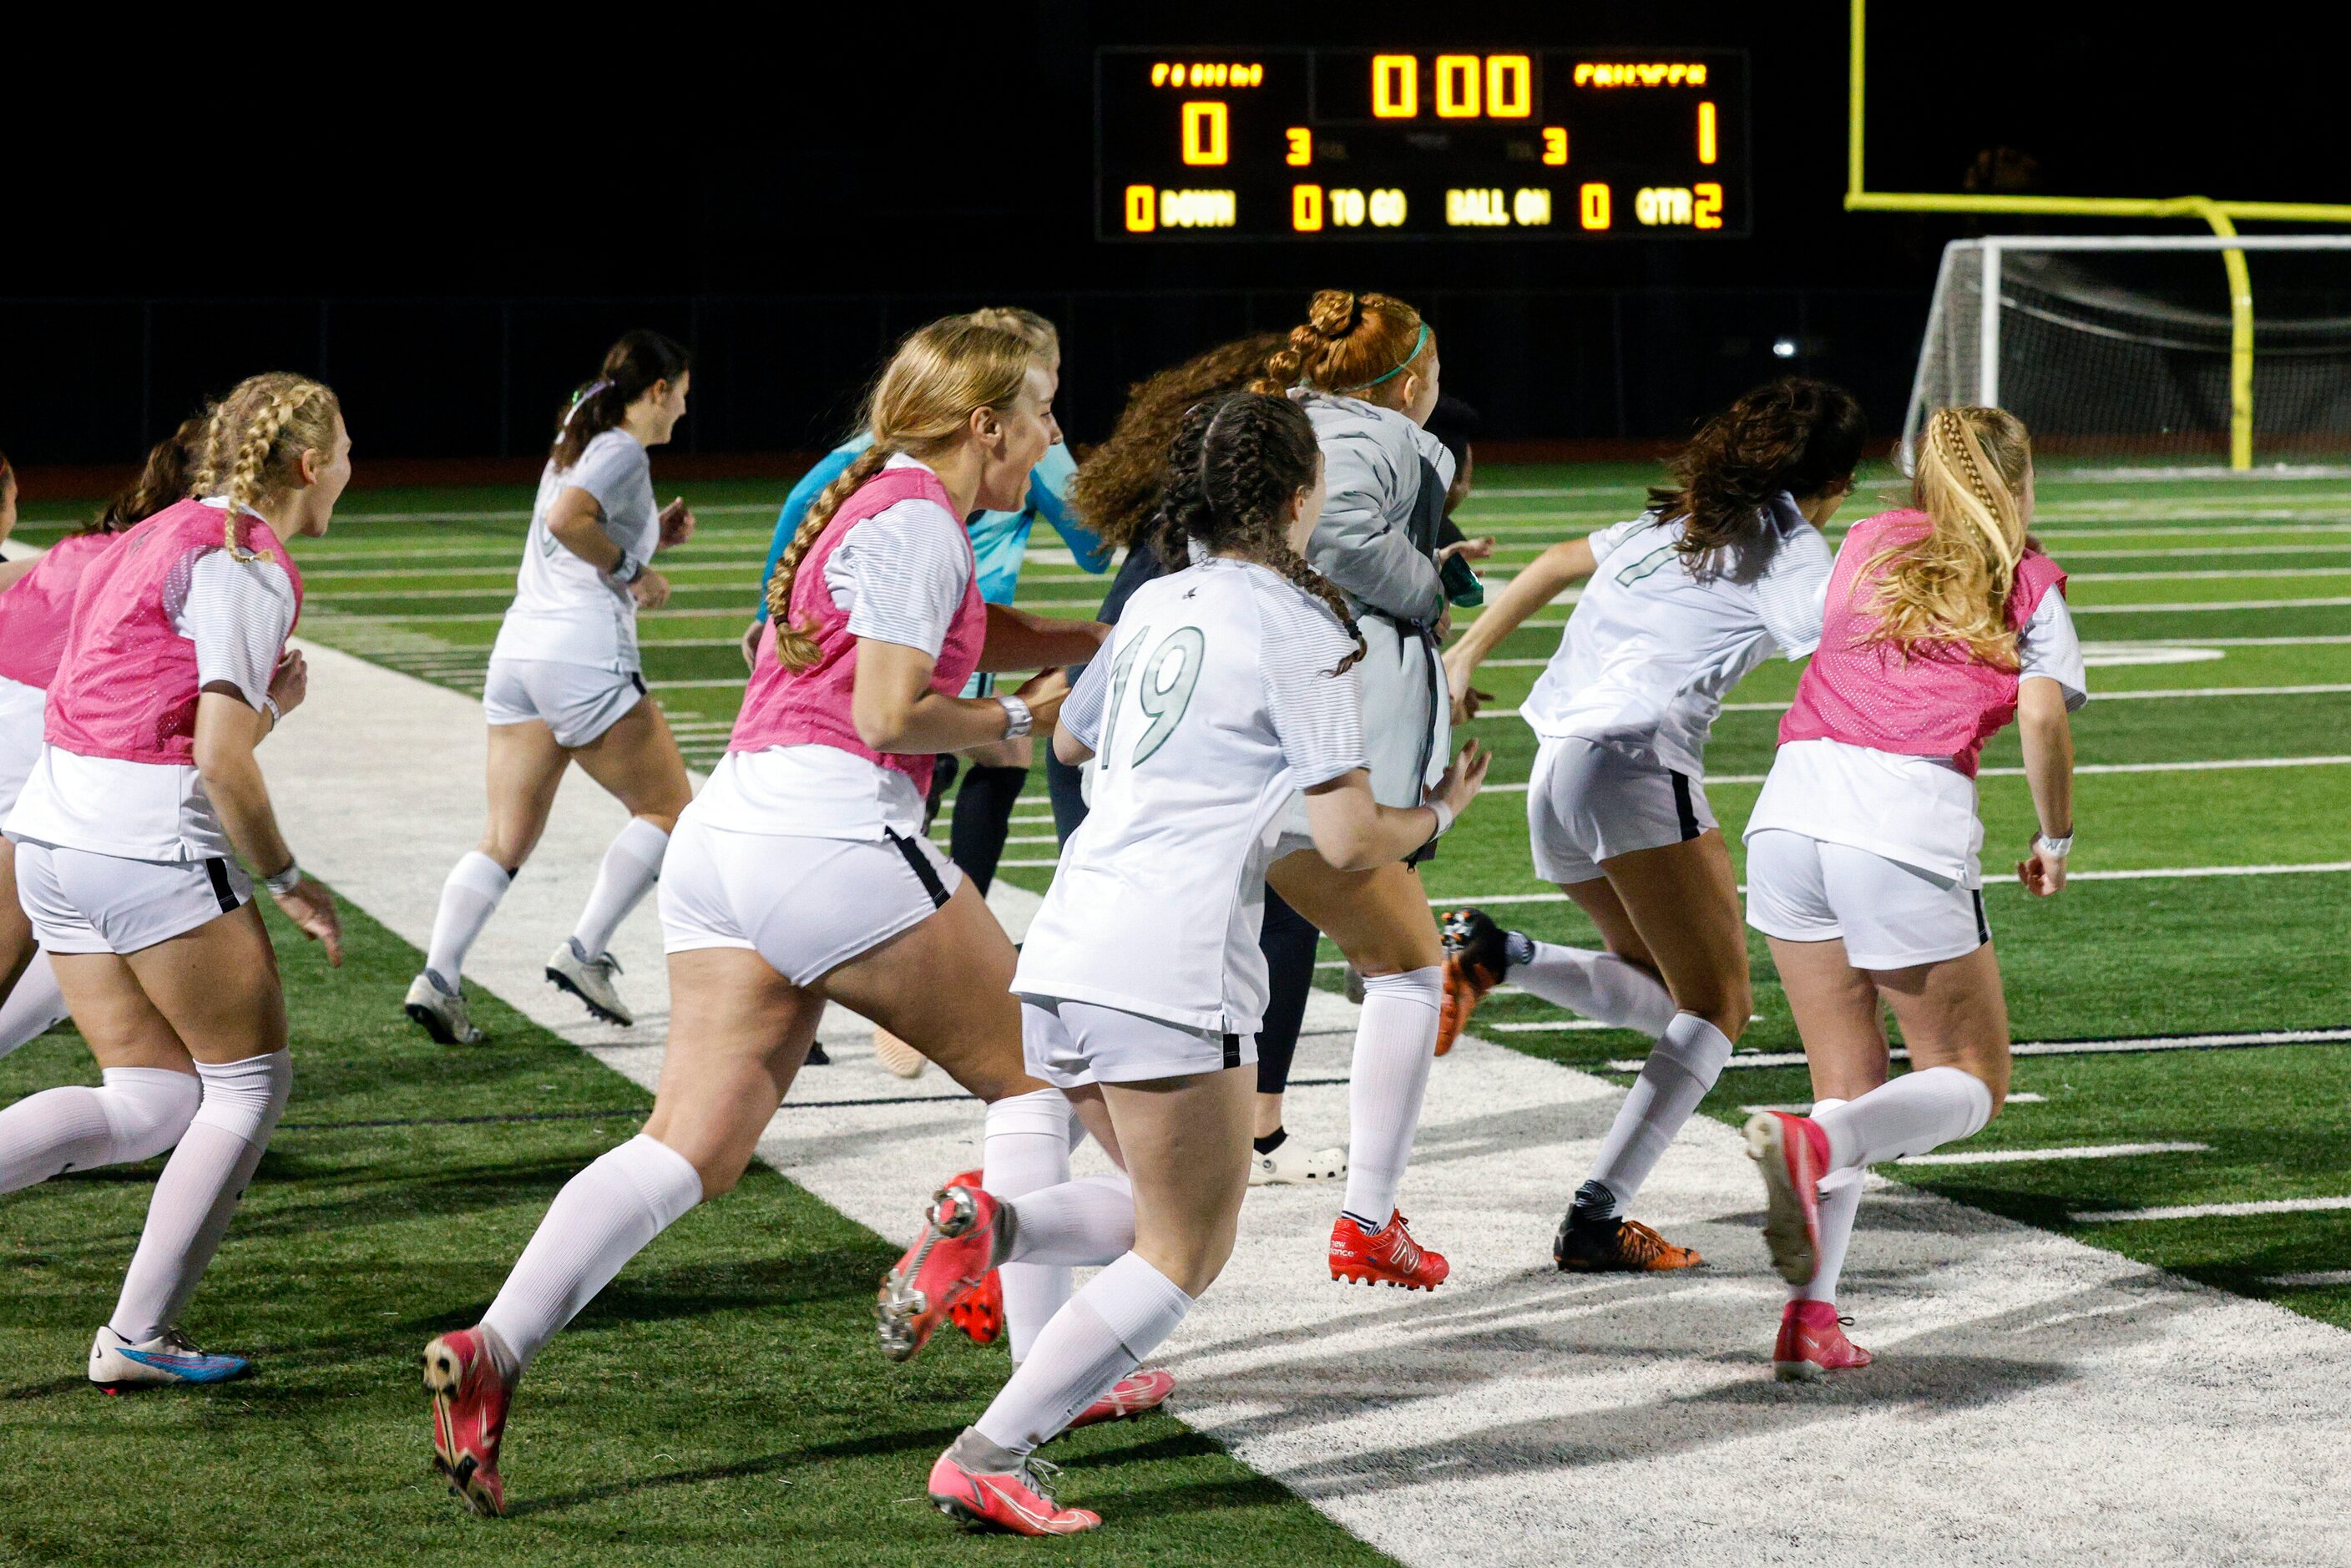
[1096,48,1750,241]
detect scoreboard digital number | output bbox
[1096,48,1749,241]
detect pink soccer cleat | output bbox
[940,1169,1004,1346]
[928,1452,1101,1535]
[1773,1299,1873,1381]
[1745,1110,1830,1287]
[877,1181,1002,1362]
[421,1327,514,1517]
[1066,1368,1175,1430]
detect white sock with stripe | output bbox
[1813,1066,1995,1170]
[0,950,70,1060]
[970,1252,1192,1457]
[571,819,669,960]
[111,1051,291,1343]
[0,1067,200,1196]
[481,1133,703,1374]
[1583,1011,1736,1214]
[427,852,510,990]
[1339,966,1443,1230]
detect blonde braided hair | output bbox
[766,316,1036,670]
[1866,405,2035,667]
[192,372,342,559]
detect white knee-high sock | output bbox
[983,1088,1076,1363]
[571,819,669,960]
[0,1068,200,1195]
[111,1051,291,1343]
[1508,936,1677,1037]
[1797,1099,1863,1305]
[0,950,69,1059]
[1002,1173,1135,1267]
[1583,1011,1736,1216]
[1813,1065,1994,1171]
[427,852,511,989]
[480,1134,702,1374]
[1341,965,1443,1229]
[970,1252,1192,1456]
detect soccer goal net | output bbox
[1902,235,2351,472]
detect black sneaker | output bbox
[1435,908,1510,1056]
[1553,1209,1704,1272]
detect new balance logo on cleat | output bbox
[1329,1210,1450,1291]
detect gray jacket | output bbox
[1296,392,1454,624]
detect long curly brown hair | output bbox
[1648,377,1866,578]
[1068,331,1286,550]
[80,417,205,537]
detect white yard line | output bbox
[2075,1196,2351,1224]
[1473,688,2351,721]
[1623,1026,2351,1073]
[1895,1142,2208,1167]
[269,640,2351,1568]
[2269,1271,2351,1288]
[1745,1095,2049,1113]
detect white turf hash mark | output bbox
[1895,1141,2209,1167]
[1615,1026,2351,1073]
[2074,1196,2351,1224]
[1742,1094,2048,1113]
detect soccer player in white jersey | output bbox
[1438,379,1866,1272]
[417,316,1108,1519]
[405,331,699,1042]
[877,391,1489,1536]
[1743,407,2081,1377]
[2,373,346,1389]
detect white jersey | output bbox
[1747,591,2090,884]
[1520,495,1832,779]
[490,429,658,673]
[1013,559,1366,1035]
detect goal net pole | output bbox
[1846,0,2351,471]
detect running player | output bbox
[2,373,346,1388]
[417,316,1106,1518]
[1744,406,2081,1377]
[1249,291,1480,1284]
[0,425,202,1060]
[1438,378,1866,1272]
[880,391,1489,1535]
[405,331,699,1043]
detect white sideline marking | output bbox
[2069,566,2351,582]
[2075,1196,2351,1224]
[1474,688,2351,721]
[2071,594,2351,615]
[270,641,2351,1568]
[1619,1026,2351,1073]
[1480,1019,1620,1033]
[1744,1095,2048,1113]
[2269,1271,2351,1288]
[1895,1142,2209,1167]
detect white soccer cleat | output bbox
[873,1025,928,1080]
[405,971,485,1045]
[1249,1140,1347,1186]
[89,1324,250,1393]
[546,938,634,1026]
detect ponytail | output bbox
[1251,290,1428,406]
[551,330,691,471]
[1651,377,1867,578]
[83,416,204,537]
[767,445,892,670]
[1868,406,2035,667]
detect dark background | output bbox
[4,3,2340,473]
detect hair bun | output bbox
[1307,290,1361,339]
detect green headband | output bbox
[1335,321,1429,393]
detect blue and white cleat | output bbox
[88,1324,251,1393]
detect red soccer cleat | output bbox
[928,1452,1101,1535]
[421,1327,513,1518]
[1746,1110,1831,1287]
[1773,1299,1873,1381]
[941,1169,1004,1345]
[878,1181,1002,1362]
[1330,1210,1450,1291]
[1066,1368,1174,1430]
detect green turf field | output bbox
[6,461,2348,1559]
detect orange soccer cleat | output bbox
[1435,908,1511,1055]
[421,1327,514,1518]
[928,1452,1101,1535]
[878,1181,1002,1362]
[1554,1212,1704,1272]
[1773,1299,1873,1381]
[1330,1210,1450,1291]
[1067,1368,1175,1430]
[1746,1110,1831,1287]
[940,1170,1004,1345]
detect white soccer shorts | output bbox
[1018,995,1256,1090]
[1745,827,1990,970]
[1527,736,1717,885]
[11,838,252,954]
[482,656,647,749]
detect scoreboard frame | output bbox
[1094,45,1753,243]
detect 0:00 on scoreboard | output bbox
[1096,47,1750,241]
